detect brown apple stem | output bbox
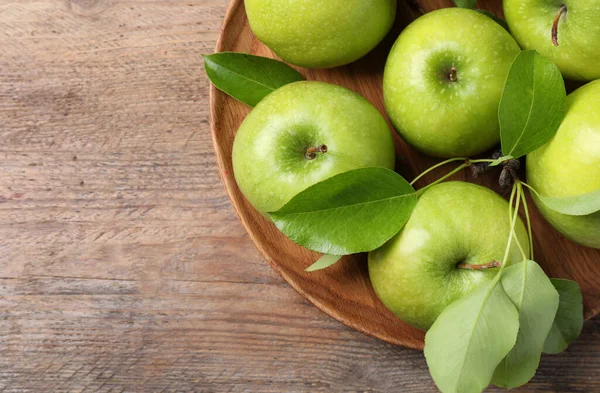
[499,159,521,189]
[458,260,501,270]
[305,144,328,160]
[449,66,458,82]
[552,5,567,47]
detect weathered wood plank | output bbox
[0,0,598,392]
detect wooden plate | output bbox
[209,0,600,350]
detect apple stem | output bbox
[470,149,503,178]
[305,145,328,160]
[458,261,501,270]
[449,66,458,82]
[552,5,567,47]
[499,159,520,188]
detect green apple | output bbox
[368,181,530,331]
[503,0,600,81]
[526,80,600,249]
[383,8,521,158]
[245,0,396,69]
[232,81,396,215]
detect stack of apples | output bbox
[208,0,599,391]
[235,0,599,328]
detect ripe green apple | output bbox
[368,181,530,331]
[232,81,396,215]
[503,0,600,81]
[245,0,396,69]
[383,8,521,158]
[526,80,600,249]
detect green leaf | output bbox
[203,52,304,107]
[452,0,477,8]
[424,280,520,393]
[498,50,566,159]
[475,10,509,31]
[305,254,343,272]
[491,261,559,388]
[537,189,600,216]
[269,167,418,255]
[543,279,584,354]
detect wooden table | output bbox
[1,1,598,391]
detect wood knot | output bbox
[68,0,111,16]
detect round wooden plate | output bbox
[210,0,600,350]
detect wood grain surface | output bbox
[0,0,598,392]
